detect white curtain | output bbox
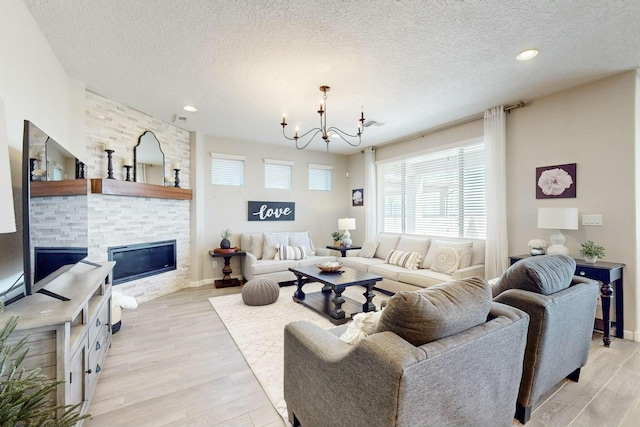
[484,106,509,279]
[364,147,377,240]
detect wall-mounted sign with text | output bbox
[248,201,295,221]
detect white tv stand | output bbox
[2,261,114,424]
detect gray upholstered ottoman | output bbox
[242,278,280,306]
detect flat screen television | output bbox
[18,120,90,303]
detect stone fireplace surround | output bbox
[84,91,192,303]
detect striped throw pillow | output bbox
[274,244,306,260]
[385,250,422,270]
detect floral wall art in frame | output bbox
[536,163,576,199]
[352,189,363,206]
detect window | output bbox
[377,140,486,239]
[211,153,245,186]
[264,159,293,189]
[308,163,332,191]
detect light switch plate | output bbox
[582,214,603,226]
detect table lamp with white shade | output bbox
[537,207,578,256]
[338,217,356,247]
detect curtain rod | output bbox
[374,101,526,150]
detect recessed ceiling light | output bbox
[183,105,197,112]
[516,49,539,61]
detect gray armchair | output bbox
[492,255,599,424]
[284,277,530,427]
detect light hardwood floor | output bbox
[85,285,640,427]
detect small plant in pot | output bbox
[331,231,343,246]
[580,240,605,263]
[220,229,232,249]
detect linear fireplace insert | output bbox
[108,240,176,285]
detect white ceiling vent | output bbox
[364,120,385,128]
[172,114,188,124]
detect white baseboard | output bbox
[190,278,215,287]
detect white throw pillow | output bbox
[340,310,383,344]
[262,232,289,259]
[396,236,431,261]
[359,240,379,258]
[274,244,306,260]
[289,232,315,255]
[430,246,461,274]
[374,234,401,259]
[423,239,473,269]
[385,250,422,270]
[249,234,264,259]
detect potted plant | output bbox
[580,240,605,263]
[528,239,547,256]
[331,231,343,246]
[220,229,232,249]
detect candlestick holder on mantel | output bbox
[124,165,132,182]
[105,149,115,179]
[174,168,181,188]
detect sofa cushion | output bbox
[374,234,401,259]
[396,236,431,260]
[398,269,454,288]
[430,246,460,274]
[262,232,289,259]
[492,254,576,297]
[359,240,379,258]
[274,244,306,260]
[340,256,385,272]
[250,258,299,275]
[368,263,404,281]
[385,250,422,270]
[289,232,315,255]
[423,239,473,269]
[375,277,492,346]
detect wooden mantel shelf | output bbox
[31,179,89,197]
[90,179,192,200]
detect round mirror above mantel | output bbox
[134,131,165,185]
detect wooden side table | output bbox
[326,245,361,257]
[209,250,246,288]
[509,255,624,347]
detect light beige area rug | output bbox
[208,283,387,425]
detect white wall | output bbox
[0,0,85,299]
[192,136,351,284]
[507,71,637,339]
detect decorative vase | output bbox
[220,238,231,249]
[584,256,598,264]
[333,240,341,247]
[529,248,546,256]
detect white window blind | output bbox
[308,163,332,191]
[377,141,486,239]
[211,153,245,186]
[264,159,293,189]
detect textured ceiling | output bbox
[23,0,640,154]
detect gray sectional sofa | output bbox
[339,233,485,294]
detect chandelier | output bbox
[280,85,365,151]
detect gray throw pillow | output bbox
[375,277,492,346]
[491,254,576,298]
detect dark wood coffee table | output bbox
[289,264,383,325]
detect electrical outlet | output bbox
[582,214,603,226]
[212,261,217,268]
